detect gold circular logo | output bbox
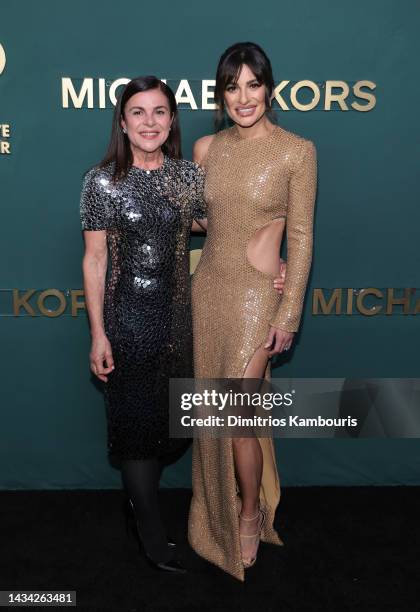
[0,44,6,75]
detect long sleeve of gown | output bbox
[270,139,317,332]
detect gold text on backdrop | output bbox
[61,78,377,111]
[12,289,85,317]
[313,288,420,315]
[6,288,419,317]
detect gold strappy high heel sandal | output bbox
[239,508,266,568]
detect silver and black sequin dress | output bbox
[80,156,206,460]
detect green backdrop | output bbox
[1,0,419,489]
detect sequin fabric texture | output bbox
[188,125,317,581]
[80,157,206,460]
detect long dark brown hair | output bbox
[214,42,276,130]
[100,76,182,182]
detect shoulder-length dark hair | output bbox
[100,76,182,182]
[214,42,276,130]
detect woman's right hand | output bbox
[89,333,115,382]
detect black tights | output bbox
[121,458,171,563]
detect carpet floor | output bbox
[1,487,419,611]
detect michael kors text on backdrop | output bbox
[61,78,376,111]
[313,288,420,315]
[4,288,419,317]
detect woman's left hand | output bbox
[264,326,294,357]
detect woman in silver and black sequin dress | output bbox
[80,77,206,573]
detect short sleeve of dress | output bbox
[80,167,114,231]
[188,162,207,220]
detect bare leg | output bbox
[232,346,270,564]
[234,218,283,564]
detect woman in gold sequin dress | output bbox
[188,43,317,580]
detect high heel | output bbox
[239,508,266,568]
[123,498,186,574]
[123,498,176,547]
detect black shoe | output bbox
[145,556,187,574]
[123,497,185,572]
[123,497,176,547]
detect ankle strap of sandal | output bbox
[239,510,260,521]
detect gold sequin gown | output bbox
[188,124,317,581]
